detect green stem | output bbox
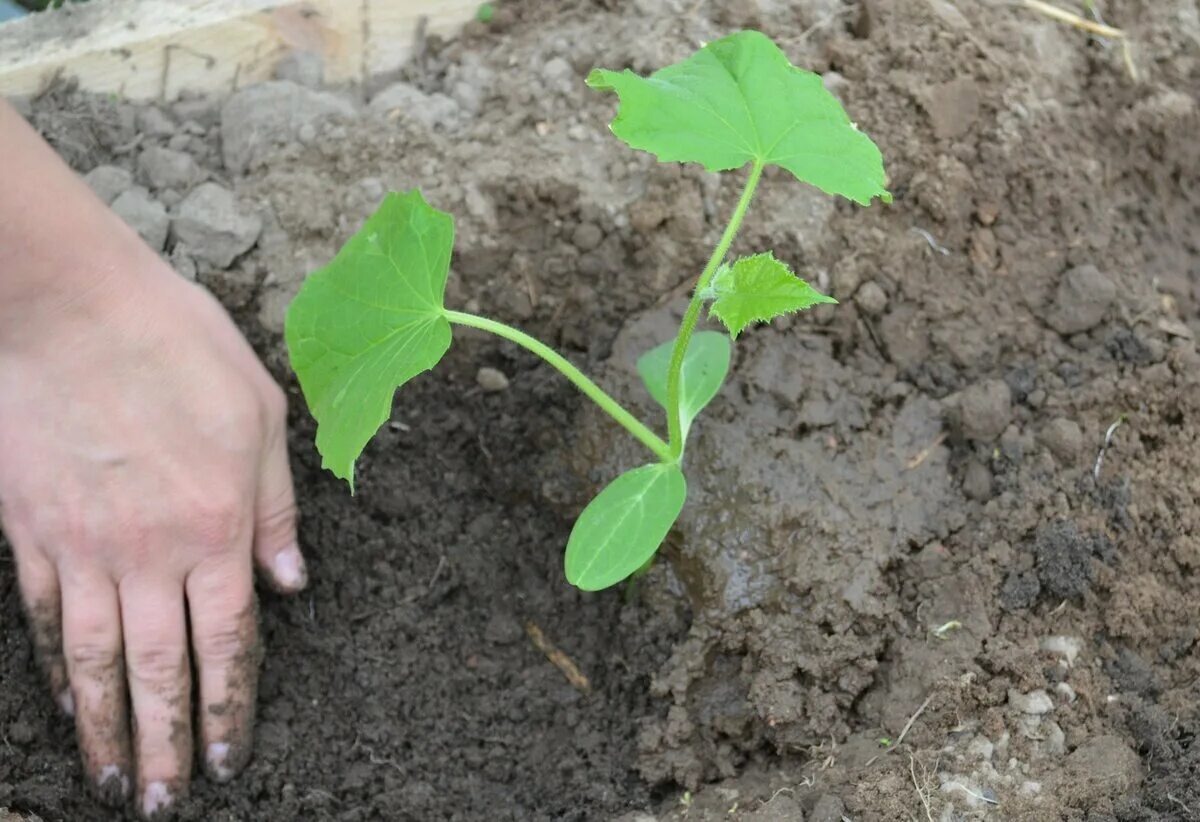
[444,310,674,463]
[665,161,764,458]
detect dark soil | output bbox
[2,0,1199,820]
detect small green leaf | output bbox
[588,30,890,206]
[636,330,730,442]
[708,252,835,338]
[285,190,453,488]
[565,463,687,591]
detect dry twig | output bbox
[525,621,592,693]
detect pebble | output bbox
[962,459,992,501]
[111,188,169,251]
[476,367,510,392]
[855,280,887,315]
[138,145,202,191]
[571,222,603,252]
[1046,264,1116,334]
[1038,417,1082,463]
[171,183,262,268]
[1009,688,1054,715]
[136,106,177,138]
[83,164,134,205]
[958,379,1012,441]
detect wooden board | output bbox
[0,0,480,101]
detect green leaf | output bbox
[565,463,687,591]
[285,190,453,488]
[587,30,890,206]
[636,330,731,442]
[707,252,836,338]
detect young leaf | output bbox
[588,30,890,206]
[565,463,687,591]
[285,190,453,488]
[707,252,836,338]
[637,330,731,442]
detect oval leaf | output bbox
[636,330,731,443]
[708,252,836,338]
[588,30,890,206]
[285,190,453,488]
[565,464,687,591]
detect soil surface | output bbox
[2,0,1199,820]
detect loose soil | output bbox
[2,0,1199,820]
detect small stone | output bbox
[855,281,887,316]
[138,145,202,191]
[959,379,1012,441]
[83,165,134,204]
[1046,264,1116,335]
[273,50,324,87]
[1009,689,1054,715]
[1053,735,1143,797]
[571,222,603,252]
[172,183,262,268]
[476,367,510,392]
[369,82,461,130]
[1038,417,1082,464]
[922,78,981,140]
[111,188,169,251]
[137,106,177,138]
[821,71,849,97]
[542,57,575,91]
[962,459,992,501]
[1040,635,1083,667]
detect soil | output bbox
[2,0,1199,820]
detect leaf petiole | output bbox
[664,160,764,459]
[444,309,674,463]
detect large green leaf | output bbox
[587,30,890,206]
[285,190,453,488]
[636,330,731,443]
[565,463,687,591]
[708,252,836,338]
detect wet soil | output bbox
[2,0,1199,819]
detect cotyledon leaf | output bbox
[565,463,688,591]
[636,330,731,444]
[285,190,453,489]
[708,252,836,338]
[587,30,890,206]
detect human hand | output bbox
[0,233,307,816]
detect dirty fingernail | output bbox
[207,742,235,782]
[97,764,131,802]
[142,781,172,817]
[273,545,306,590]
[57,688,75,717]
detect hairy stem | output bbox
[665,161,764,458]
[444,310,673,463]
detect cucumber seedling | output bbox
[285,31,890,591]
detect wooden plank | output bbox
[0,0,480,101]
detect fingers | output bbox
[253,425,306,593]
[186,554,260,783]
[119,578,191,817]
[60,572,132,805]
[12,544,71,714]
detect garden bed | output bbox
[2,0,1198,819]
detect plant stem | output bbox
[665,161,764,458]
[444,310,674,463]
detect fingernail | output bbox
[97,764,131,801]
[58,688,75,717]
[207,742,235,782]
[273,545,307,590]
[142,781,172,817]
